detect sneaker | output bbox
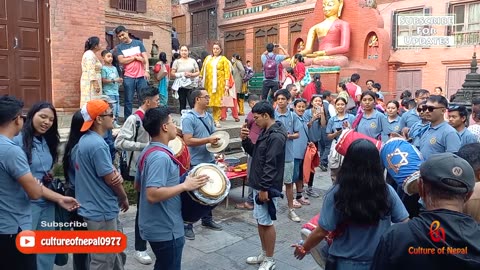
[134,250,152,265]
[246,253,265,265]
[306,187,320,198]
[258,259,276,270]
[319,164,328,172]
[201,220,222,231]
[184,226,195,240]
[288,209,301,222]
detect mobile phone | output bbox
[336,127,342,131]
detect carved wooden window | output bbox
[110,0,147,13]
[225,0,245,8]
[448,1,480,46]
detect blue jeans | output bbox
[123,77,148,117]
[107,95,120,119]
[149,237,185,270]
[31,203,56,270]
[319,127,332,167]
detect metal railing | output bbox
[453,30,480,46]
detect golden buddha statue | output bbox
[300,0,350,66]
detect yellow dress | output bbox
[80,50,102,107]
[201,55,231,108]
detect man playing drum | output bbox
[181,89,223,240]
[114,86,159,265]
[240,101,288,270]
[136,107,208,270]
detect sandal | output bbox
[215,122,222,128]
[220,118,226,122]
[297,197,310,205]
[235,202,253,210]
[293,199,302,208]
[234,118,240,122]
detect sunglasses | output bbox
[417,106,445,113]
[99,113,114,118]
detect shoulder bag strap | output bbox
[138,146,187,177]
[189,111,212,135]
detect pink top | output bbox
[246,112,262,144]
[294,62,305,82]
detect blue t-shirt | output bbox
[303,109,322,142]
[181,110,216,166]
[0,135,32,233]
[356,110,386,140]
[419,121,461,160]
[380,116,404,143]
[292,113,309,160]
[13,134,54,206]
[408,121,429,149]
[101,65,120,96]
[137,143,183,242]
[275,109,300,162]
[261,53,286,82]
[399,109,420,128]
[74,131,118,221]
[326,114,356,139]
[458,128,478,146]
[319,184,409,261]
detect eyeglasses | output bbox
[418,106,445,113]
[13,113,27,121]
[99,113,114,118]
[165,119,178,126]
[199,95,210,99]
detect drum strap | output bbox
[138,146,189,177]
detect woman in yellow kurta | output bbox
[200,42,231,127]
[80,36,102,107]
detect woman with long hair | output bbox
[302,73,323,103]
[303,95,327,198]
[80,36,103,107]
[62,110,89,270]
[293,54,305,84]
[171,45,200,112]
[155,51,170,107]
[325,97,356,181]
[353,91,386,140]
[293,139,409,270]
[13,101,61,269]
[200,41,233,127]
[380,100,404,143]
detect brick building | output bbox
[173,0,479,98]
[377,0,479,99]
[0,0,171,111]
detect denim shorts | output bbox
[292,159,304,183]
[252,189,278,226]
[283,161,294,184]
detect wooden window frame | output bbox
[447,1,480,46]
[110,0,147,13]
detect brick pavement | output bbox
[54,169,332,270]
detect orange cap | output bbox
[80,100,109,132]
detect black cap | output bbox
[420,153,475,194]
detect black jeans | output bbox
[135,192,148,251]
[178,87,193,111]
[149,237,185,270]
[0,230,36,270]
[261,80,279,101]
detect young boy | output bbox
[102,50,123,128]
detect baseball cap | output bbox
[80,99,110,132]
[98,95,116,104]
[420,153,475,194]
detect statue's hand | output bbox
[313,50,326,56]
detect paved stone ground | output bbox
[54,169,333,270]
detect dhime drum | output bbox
[380,137,424,192]
[403,171,420,196]
[168,136,191,173]
[181,163,230,223]
[335,128,382,156]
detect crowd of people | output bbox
[1,26,480,270]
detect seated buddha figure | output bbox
[300,0,351,67]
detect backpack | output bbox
[243,66,254,82]
[263,54,277,79]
